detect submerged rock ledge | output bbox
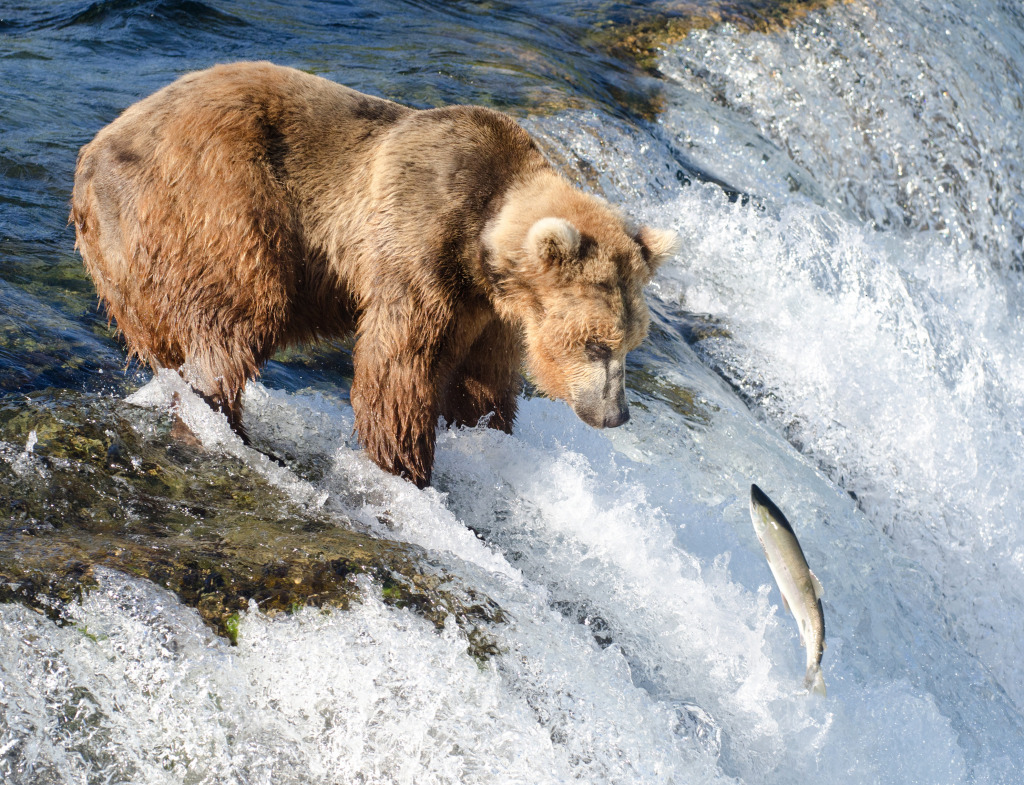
[592,0,840,73]
[0,390,502,658]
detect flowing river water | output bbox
[2,1,1024,782]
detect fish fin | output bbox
[781,593,792,615]
[810,571,824,599]
[805,665,826,697]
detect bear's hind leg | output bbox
[199,386,249,443]
[180,366,287,467]
[179,336,269,444]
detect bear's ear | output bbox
[526,217,581,268]
[636,226,680,280]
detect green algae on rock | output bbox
[589,0,841,73]
[0,389,503,659]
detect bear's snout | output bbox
[571,356,630,429]
[603,405,630,428]
[573,395,630,429]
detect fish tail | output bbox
[805,664,827,697]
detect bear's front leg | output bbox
[350,306,447,488]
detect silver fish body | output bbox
[749,484,827,696]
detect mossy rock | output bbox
[589,0,840,73]
[0,389,503,660]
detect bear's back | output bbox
[82,62,411,189]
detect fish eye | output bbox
[584,340,612,362]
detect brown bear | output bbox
[71,61,677,488]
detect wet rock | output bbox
[588,0,839,73]
[0,389,503,659]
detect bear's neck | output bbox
[476,170,579,322]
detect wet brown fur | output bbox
[72,62,676,487]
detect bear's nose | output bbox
[603,405,630,428]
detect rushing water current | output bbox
[3,1,1024,783]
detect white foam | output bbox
[0,568,724,785]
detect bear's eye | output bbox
[584,340,612,362]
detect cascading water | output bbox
[2,1,1024,783]
[653,0,1024,712]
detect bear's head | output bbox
[484,172,678,429]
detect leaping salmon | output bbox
[749,484,827,696]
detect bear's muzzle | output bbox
[572,356,630,429]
